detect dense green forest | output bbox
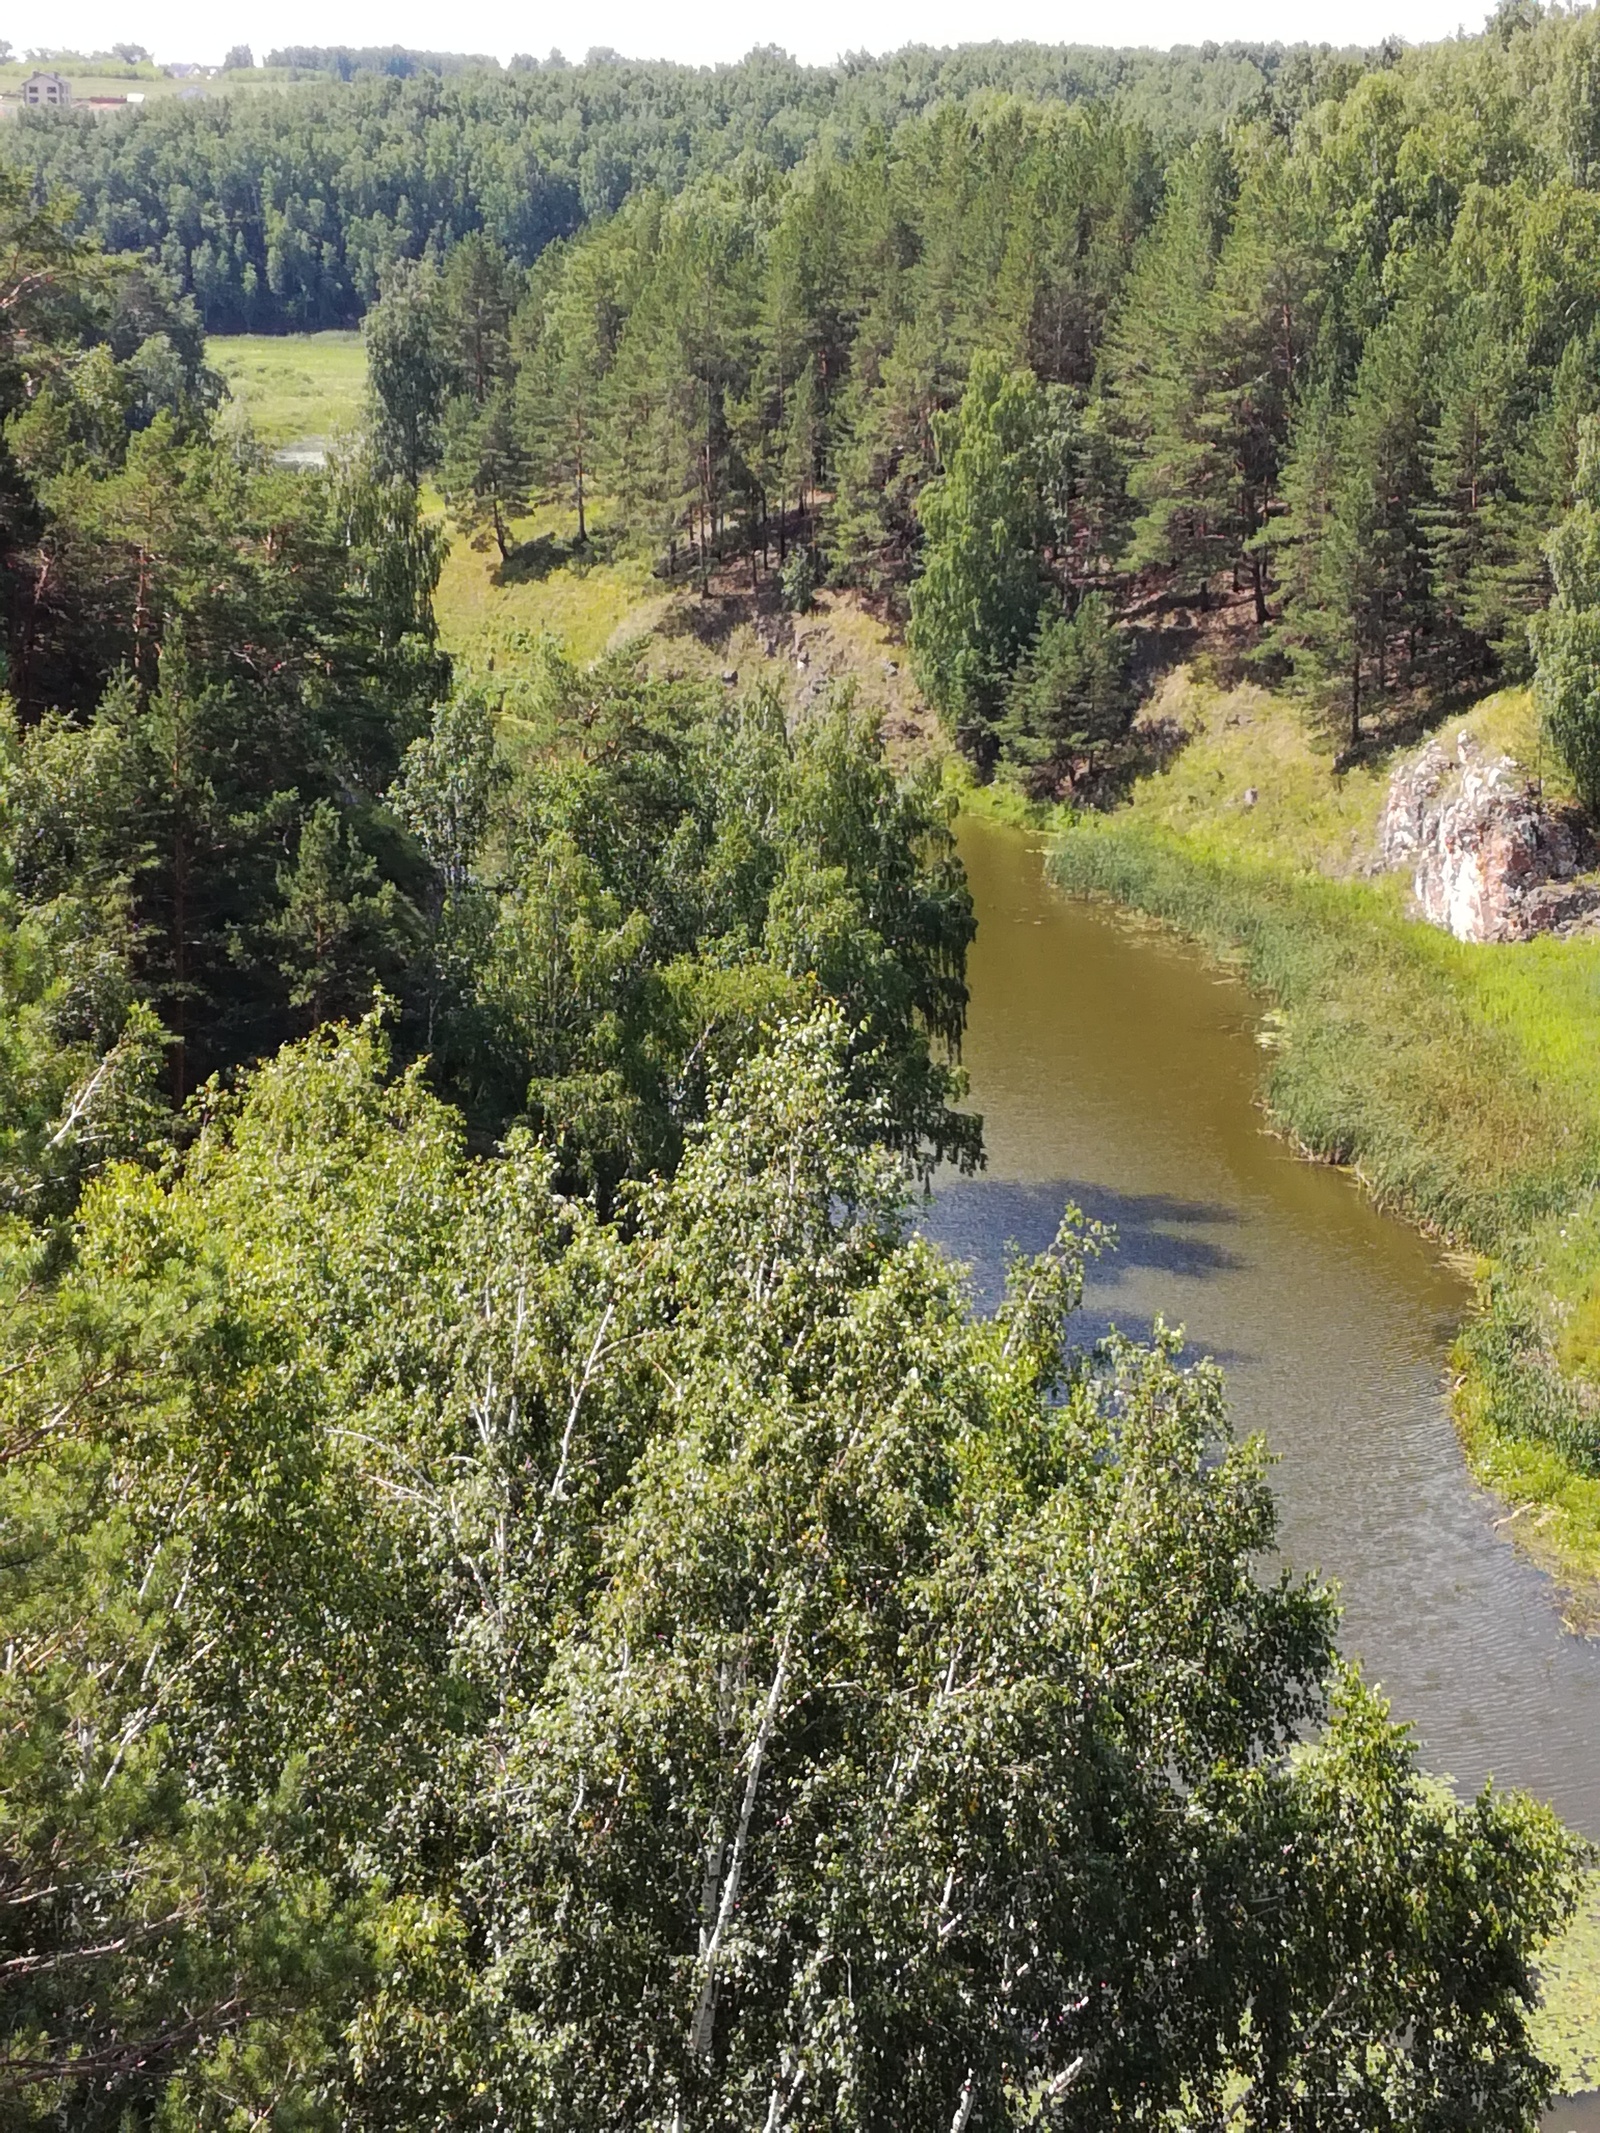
[7,14,1600,2125]
[166,0,1600,782]
[11,40,1358,332]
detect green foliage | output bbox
[440,384,531,560]
[1265,295,1438,747]
[32,13,1600,746]
[908,353,1048,756]
[10,45,1354,335]
[1533,419,1600,808]
[416,652,980,1195]
[365,261,454,487]
[11,50,1600,2123]
[0,1013,1580,2125]
[1000,591,1132,787]
[778,545,817,612]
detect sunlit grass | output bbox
[1112,673,1561,879]
[431,498,663,667]
[1457,934,1600,1126]
[1535,1872,1600,2094]
[208,330,368,450]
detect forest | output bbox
[14,39,1355,332]
[6,10,1600,2127]
[376,0,1600,782]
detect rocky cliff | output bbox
[1378,733,1598,942]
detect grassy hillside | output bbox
[431,495,945,766]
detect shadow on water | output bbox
[927,1177,1243,1280]
[927,815,1600,1839]
[923,1176,1253,1361]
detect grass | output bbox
[429,499,942,766]
[1046,667,1600,1600]
[1103,669,1562,876]
[207,332,368,451]
[0,65,304,101]
[431,500,664,667]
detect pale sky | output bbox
[31,0,1486,72]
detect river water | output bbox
[923,816,1600,1839]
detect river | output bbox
[923,816,1600,1841]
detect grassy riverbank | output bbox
[1042,675,1600,1610]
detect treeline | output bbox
[374,3,1600,780]
[265,44,501,78]
[6,40,1363,332]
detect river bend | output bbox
[923,817,1600,1838]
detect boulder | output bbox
[1378,732,1588,942]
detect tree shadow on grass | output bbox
[493,529,626,587]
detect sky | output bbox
[34,0,1489,71]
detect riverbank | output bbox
[1028,673,1600,1613]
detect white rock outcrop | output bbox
[1378,732,1591,942]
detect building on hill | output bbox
[21,70,71,106]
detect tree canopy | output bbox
[1,1011,1581,2127]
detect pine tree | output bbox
[828,322,951,598]
[1267,299,1436,748]
[1197,145,1326,621]
[439,232,522,405]
[999,591,1132,789]
[440,382,531,561]
[519,244,621,545]
[600,186,758,583]
[1102,135,1237,597]
[1422,323,1535,676]
[270,799,419,1029]
[1531,415,1600,809]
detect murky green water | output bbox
[924,817,1600,1837]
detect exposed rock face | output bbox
[1378,732,1591,942]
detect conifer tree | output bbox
[440,381,531,560]
[1267,300,1436,747]
[829,322,952,598]
[518,241,623,544]
[1000,590,1131,788]
[1423,323,1535,674]
[1102,134,1236,597]
[440,233,522,405]
[1532,415,1600,809]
